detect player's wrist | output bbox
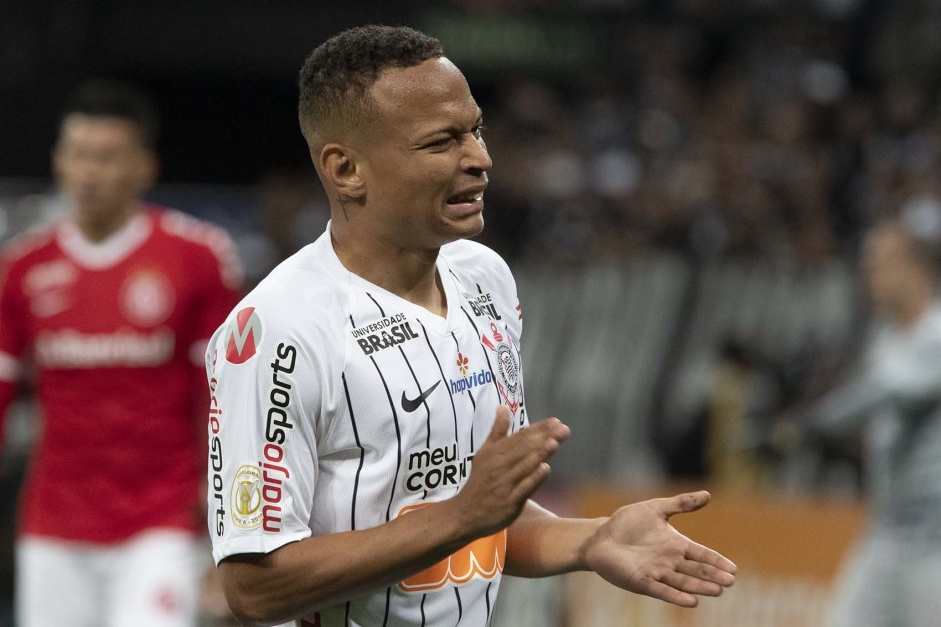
[442,487,506,543]
[578,517,613,572]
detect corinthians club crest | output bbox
[479,321,521,416]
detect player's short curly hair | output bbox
[298,25,444,144]
[60,79,160,149]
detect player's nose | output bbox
[462,136,492,174]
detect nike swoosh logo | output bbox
[401,381,441,413]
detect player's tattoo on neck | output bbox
[337,195,350,222]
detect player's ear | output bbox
[136,150,160,193]
[320,143,365,199]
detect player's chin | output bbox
[442,205,485,238]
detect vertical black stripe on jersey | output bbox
[484,581,493,625]
[366,292,386,317]
[419,319,459,443]
[397,344,431,500]
[382,587,391,627]
[454,588,463,625]
[449,331,477,452]
[341,368,365,532]
[361,295,402,627]
[345,316,368,532]
[420,594,427,627]
[360,296,402,522]
[344,601,351,627]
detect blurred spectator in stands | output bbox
[235,168,328,288]
[656,339,782,488]
[704,340,782,491]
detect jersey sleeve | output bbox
[810,320,941,436]
[187,228,244,365]
[206,300,332,564]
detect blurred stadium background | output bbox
[3,0,940,624]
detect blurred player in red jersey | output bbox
[0,79,242,626]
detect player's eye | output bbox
[472,125,485,140]
[425,137,454,149]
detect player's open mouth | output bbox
[446,191,485,216]
[447,192,482,204]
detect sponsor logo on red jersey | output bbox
[35,329,174,368]
[225,307,262,364]
[120,269,175,326]
[23,260,77,318]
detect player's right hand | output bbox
[449,405,570,537]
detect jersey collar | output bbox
[57,210,153,270]
[316,222,461,334]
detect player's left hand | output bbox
[582,491,736,607]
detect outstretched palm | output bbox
[583,491,737,607]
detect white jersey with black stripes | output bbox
[206,223,528,627]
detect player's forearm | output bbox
[219,498,481,625]
[810,374,886,437]
[503,500,606,577]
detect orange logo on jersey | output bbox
[397,503,506,593]
[225,307,262,364]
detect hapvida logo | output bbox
[450,353,492,394]
[397,502,506,592]
[449,368,493,395]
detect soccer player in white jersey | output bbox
[0,81,242,625]
[206,25,737,626]
[793,221,941,627]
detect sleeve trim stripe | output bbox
[211,530,311,566]
[190,340,210,366]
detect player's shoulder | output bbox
[440,238,515,286]
[150,206,242,287]
[0,220,63,268]
[151,206,234,250]
[229,243,349,339]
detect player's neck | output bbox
[332,231,448,318]
[73,203,140,244]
